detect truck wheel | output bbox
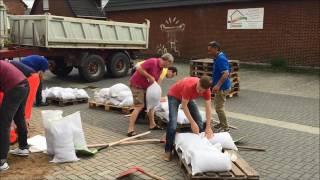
[79,54,106,82]
[108,52,130,77]
[49,60,73,77]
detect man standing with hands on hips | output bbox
[208,41,231,132]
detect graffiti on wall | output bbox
[157,17,185,56]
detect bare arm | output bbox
[204,99,212,129]
[136,65,155,83]
[181,98,199,134]
[38,71,44,80]
[216,71,229,88]
[212,71,229,93]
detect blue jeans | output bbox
[165,96,204,152]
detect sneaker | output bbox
[9,148,29,156]
[162,152,172,162]
[0,160,9,171]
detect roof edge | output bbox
[105,0,261,12]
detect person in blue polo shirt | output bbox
[21,55,49,106]
[208,41,231,132]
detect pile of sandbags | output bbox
[43,87,89,101]
[41,111,88,163]
[175,133,237,175]
[155,102,206,124]
[93,83,133,107]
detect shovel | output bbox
[116,166,165,180]
[87,131,151,152]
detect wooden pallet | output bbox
[191,70,238,78]
[89,101,133,114]
[175,148,259,180]
[46,97,88,106]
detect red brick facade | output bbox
[107,0,320,67]
[31,0,75,17]
[4,0,27,15]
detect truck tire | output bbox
[108,52,130,77]
[79,54,106,82]
[49,59,73,77]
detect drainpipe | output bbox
[0,0,8,49]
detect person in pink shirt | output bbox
[128,53,174,137]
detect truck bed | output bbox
[9,15,150,49]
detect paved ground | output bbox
[1,62,319,180]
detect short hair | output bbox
[208,41,221,51]
[161,53,174,63]
[168,66,178,75]
[199,76,212,89]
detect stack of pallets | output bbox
[190,59,240,98]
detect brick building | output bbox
[3,0,28,15]
[30,0,105,19]
[106,0,320,67]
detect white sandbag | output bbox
[63,111,88,151]
[190,150,232,175]
[109,98,121,106]
[146,82,161,111]
[204,132,238,151]
[116,90,132,101]
[74,89,89,99]
[50,119,79,163]
[109,83,131,97]
[98,88,111,98]
[60,91,76,100]
[119,96,133,107]
[41,110,63,155]
[47,87,63,98]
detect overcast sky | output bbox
[23,0,35,8]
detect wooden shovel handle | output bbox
[87,131,151,148]
[119,139,164,145]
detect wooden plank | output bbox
[234,157,259,178]
[231,163,246,178]
[46,97,88,106]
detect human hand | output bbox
[148,76,155,83]
[191,122,200,134]
[212,85,220,94]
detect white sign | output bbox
[227,8,264,29]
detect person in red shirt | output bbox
[0,61,30,171]
[164,76,214,161]
[128,53,174,137]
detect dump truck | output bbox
[0,1,150,82]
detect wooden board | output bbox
[89,101,133,114]
[46,97,88,106]
[175,148,259,180]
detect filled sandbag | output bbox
[74,89,89,99]
[98,88,111,98]
[203,132,238,151]
[146,82,161,111]
[119,96,134,107]
[63,111,88,151]
[41,110,63,155]
[116,90,132,101]
[109,83,131,97]
[50,119,79,163]
[190,149,232,175]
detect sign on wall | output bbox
[227,8,264,29]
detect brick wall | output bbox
[4,0,26,15]
[31,0,74,17]
[107,0,320,67]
